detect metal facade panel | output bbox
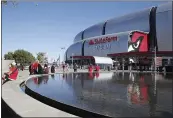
[66,42,83,60]
[156,2,172,51]
[105,8,151,35]
[74,31,83,43]
[84,32,130,57]
[156,2,172,13]
[83,22,105,39]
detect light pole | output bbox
[154,46,157,73]
[59,47,65,65]
[72,53,74,69]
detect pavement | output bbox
[2,70,78,117]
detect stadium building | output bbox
[64,2,173,71]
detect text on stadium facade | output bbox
[88,36,118,45]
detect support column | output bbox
[136,57,139,72]
[115,57,118,71]
[122,57,125,72]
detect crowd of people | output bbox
[29,60,56,75]
[61,62,101,73]
[2,60,101,85]
[88,64,100,73]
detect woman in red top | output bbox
[2,62,18,84]
[95,64,100,72]
[88,64,93,73]
[31,60,39,74]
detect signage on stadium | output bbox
[88,36,118,45]
[95,44,111,50]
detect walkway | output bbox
[2,70,77,117]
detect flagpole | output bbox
[154,46,157,95]
[59,54,60,66]
[154,46,156,72]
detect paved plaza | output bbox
[2,70,77,117]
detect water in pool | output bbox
[25,72,172,117]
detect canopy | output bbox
[71,56,113,65]
[93,56,113,65]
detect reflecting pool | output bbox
[25,72,172,117]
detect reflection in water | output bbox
[32,77,38,85]
[127,73,158,116]
[51,74,55,79]
[88,72,94,79]
[32,76,50,85]
[62,73,65,79]
[27,72,172,117]
[127,74,150,105]
[43,76,49,84]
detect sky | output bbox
[2,1,167,62]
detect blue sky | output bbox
[2,1,167,62]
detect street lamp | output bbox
[59,47,66,65]
[72,53,74,69]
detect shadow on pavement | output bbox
[155,111,173,118]
[2,79,11,85]
[1,98,21,118]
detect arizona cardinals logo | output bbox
[128,31,148,63]
[128,36,144,52]
[128,31,148,52]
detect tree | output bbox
[4,49,35,65]
[37,52,48,64]
[1,0,17,6]
[37,52,45,64]
[4,52,14,60]
[2,0,38,6]
[1,0,7,5]
[13,49,35,65]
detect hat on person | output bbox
[11,62,16,66]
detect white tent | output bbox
[93,56,113,65]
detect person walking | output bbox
[31,60,43,74]
[43,64,49,74]
[66,63,69,71]
[73,63,78,72]
[20,64,24,71]
[62,63,65,72]
[94,64,100,72]
[51,64,55,73]
[32,60,39,74]
[29,62,33,75]
[88,64,93,73]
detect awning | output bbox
[70,56,113,65]
[93,56,113,65]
